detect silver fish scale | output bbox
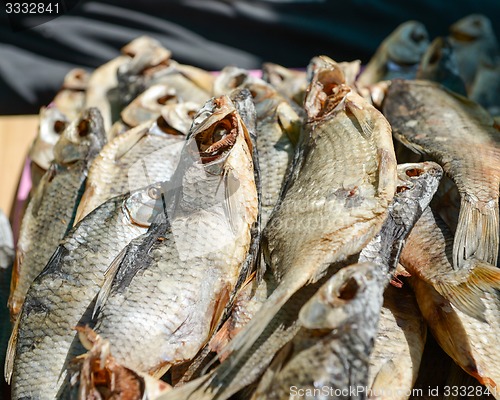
[12,165,88,314]
[94,209,248,373]
[254,264,385,400]
[266,112,380,282]
[255,103,295,227]
[104,134,184,199]
[11,195,148,400]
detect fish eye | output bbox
[405,168,424,177]
[53,120,67,134]
[77,119,90,137]
[229,74,247,88]
[148,186,161,200]
[411,30,427,44]
[157,93,176,105]
[472,19,482,29]
[337,277,359,301]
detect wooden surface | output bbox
[0,115,38,215]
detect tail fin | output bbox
[435,257,500,322]
[453,197,499,269]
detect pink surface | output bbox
[18,158,32,200]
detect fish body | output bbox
[448,14,499,89]
[400,207,500,396]
[417,37,467,96]
[245,81,301,226]
[158,57,398,400]
[383,79,500,269]
[358,21,429,86]
[7,182,165,400]
[252,263,385,400]
[74,118,186,224]
[219,55,396,378]
[8,109,106,320]
[358,161,443,272]
[91,95,257,376]
[367,284,427,400]
[253,159,441,398]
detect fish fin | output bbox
[8,248,25,319]
[92,246,128,319]
[209,321,232,361]
[113,126,149,161]
[73,183,96,225]
[4,315,20,384]
[392,131,427,155]
[253,341,293,397]
[223,168,240,235]
[435,257,500,322]
[209,285,232,341]
[210,270,259,360]
[345,98,374,139]
[150,362,172,379]
[218,287,287,378]
[276,102,301,147]
[453,197,499,269]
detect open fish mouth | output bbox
[305,58,351,121]
[195,112,239,164]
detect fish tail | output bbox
[435,257,500,322]
[218,287,288,375]
[4,315,19,384]
[453,197,499,269]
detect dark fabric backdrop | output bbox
[1,0,499,114]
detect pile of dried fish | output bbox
[2,13,500,400]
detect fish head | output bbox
[62,68,89,91]
[299,262,383,331]
[120,36,172,71]
[418,37,461,80]
[391,161,443,230]
[124,181,168,227]
[304,56,350,121]
[121,84,181,127]
[450,14,494,42]
[213,66,252,97]
[53,108,107,165]
[29,106,69,169]
[261,62,304,88]
[184,95,252,172]
[386,21,429,66]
